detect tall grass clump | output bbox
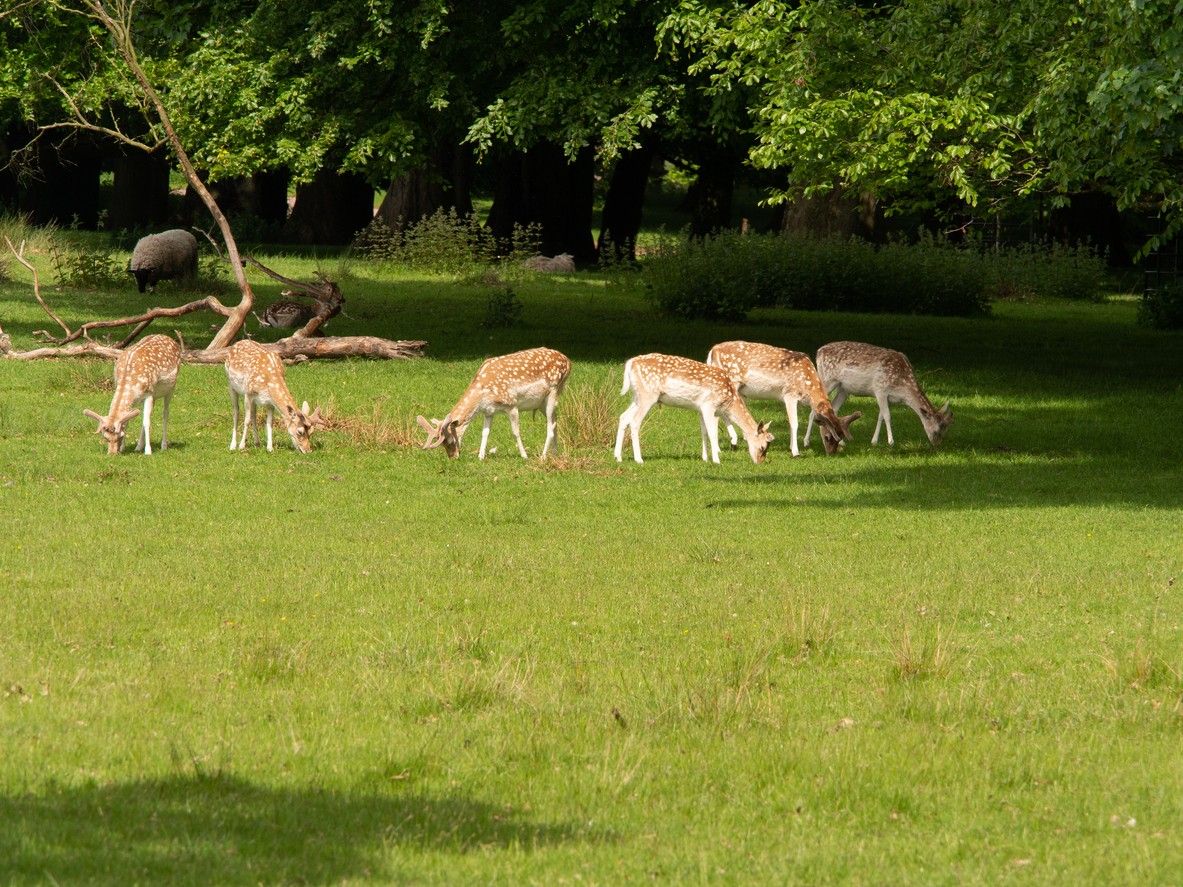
[643,231,992,320]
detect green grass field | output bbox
[1,250,1181,884]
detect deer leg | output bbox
[265,407,274,452]
[160,392,171,450]
[138,396,153,455]
[229,389,239,450]
[478,413,493,460]
[614,403,636,462]
[785,396,800,456]
[508,407,528,458]
[701,407,721,464]
[542,390,559,459]
[878,393,894,445]
[871,393,891,445]
[240,399,253,450]
[628,397,656,464]
[699,412,710,461]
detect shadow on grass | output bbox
[0,773,597,884]
[704,453,1182,511]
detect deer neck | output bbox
[723,393,761,443]
[446,386,484,431]
[106,372,144,422]
[266,377,299,414]
[898,384,942,435]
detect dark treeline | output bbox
[2,1,1180,262]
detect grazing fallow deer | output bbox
[706,340,861,456]
[804,341,952,447]
[83,334,181,456]
[417,347,571,460]
[225,340,325,453]
[614,353,774,464]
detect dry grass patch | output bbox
[319,397,420,450]
[890,625,954,681]
[560,380,617,452]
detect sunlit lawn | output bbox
[1,250,1181,883]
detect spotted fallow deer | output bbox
[83,334,181,455]
[707,340,861,456]
[804,341,952,447]
[614,353,774,465]
[225,340,325,453]
[417,347,571,460]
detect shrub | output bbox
[352,210,542,275]
[51,242,126,289]
[481,286,524,328]
[1139,280,1183,329]
[642,232,992,320]
[983,242,1106,302]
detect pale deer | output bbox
[225,340,325,453]
[417,347,571,460]
[614,353,774,464]
[707,340,861,456]
[804,341,952,447]
[83,334,181,455]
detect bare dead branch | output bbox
[3,236,72,338]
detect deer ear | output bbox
[758,420,772,434]
[301,400,310,414]
[941,402,952,419]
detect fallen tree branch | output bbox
[3,236,72,339]
[182,336,428,364]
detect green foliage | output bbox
[643,232,992,320]
[353,210,541,275]
[49,241,126,290]
[983,242,1106,302]
[481,286,524,328]
[1139,280,1183,330]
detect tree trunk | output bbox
[487,143,596,264]
[19,137,102,229]
[109,148,170,230]
[598,144,655,262]
[780,189,880,241]
[686,153,735,238]
[286,168,374,245]
[378,143,474,229]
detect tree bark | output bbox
[286,168,374,245]
[597,144,655,262]
[19,136,102,229]
[686,152,735,238]
[109,148,169,230]
[378,143,474,229]
[487,143,596,264]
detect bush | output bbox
[352,209,541,275]
[983,242,1106,301]
[1139,281,1183,329]
[481,286,524,328]
[642,232,992,320]
[50,242,126,289]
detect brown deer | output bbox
[225,340,325,453]
[615,353,774,464]
[707,340,861,456]
[83,334,181,455]
[417,347,571,459]
[804,341,952,447]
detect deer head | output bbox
[748,420,775,464]
[818,410,863,455]
[281,400,319,454]
[924,402,953,446]
[417,415,461,458]
[83,407,140,455]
